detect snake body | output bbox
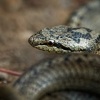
[14,54,100,100]
[68,0,100,31]
[14,0,100,100]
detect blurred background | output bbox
[0,0,90,84]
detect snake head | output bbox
[28,25,99,53]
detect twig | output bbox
[0,68,22,76]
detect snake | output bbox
[13,0,100,100]
[13,53,100,100]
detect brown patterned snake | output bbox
[13,0,100,100]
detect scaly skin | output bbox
[14,0,100,100]
[68,0,100,31]
[28,25,100,54]
[14,54,100,100]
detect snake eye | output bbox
[47,40,54,46]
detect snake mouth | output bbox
[28,35,93,53]
[29,38,74,53]
[29,36,81,52]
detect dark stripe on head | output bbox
[95,35,100,43]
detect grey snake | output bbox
[13,0,100,100]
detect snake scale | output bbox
[13,0,100,100]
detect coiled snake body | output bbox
[14,0,100,100]
[14,53,100,100]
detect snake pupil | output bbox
[48,41,53,46]
[47,40,54,46]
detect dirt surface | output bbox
[0,0,90,84]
